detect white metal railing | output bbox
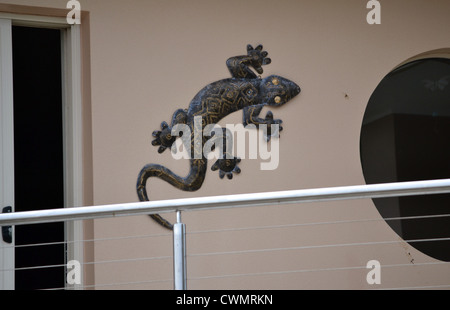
[2,178,450,290]
[2,178,450,226]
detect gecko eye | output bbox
[272,78,279,85]
[274,96,281,104]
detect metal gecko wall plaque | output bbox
[137,44,301,230]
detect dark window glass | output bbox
[360,58,450,261]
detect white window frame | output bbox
[0,12,84,290]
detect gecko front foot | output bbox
[152,121,177,153]
[247,44,271,75]
[262,111,283,141]
[211,156,241,180]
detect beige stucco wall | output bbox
[1,0,450,289]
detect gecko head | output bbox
[260,75,301,107]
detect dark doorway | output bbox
[12,26,65,290]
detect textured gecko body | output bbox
[137,45,300,230]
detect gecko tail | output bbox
[137,160,207,231]
[149,214,174,231]
[137,167,174,230]
[138,189,174,230]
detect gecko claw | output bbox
[161,121,169,129]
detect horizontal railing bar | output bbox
[2,178,450,226]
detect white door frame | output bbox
[62,18,84,291]
[0,17,15,290]
[0,13,84,290]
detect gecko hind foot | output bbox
[211,157,241,179]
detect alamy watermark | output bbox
[66,0,81,25]
[366,260,381,285]
[366,0,381,24]
[168,117,280,171]
[66,260,81,285]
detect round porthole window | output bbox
[360,57,450,261]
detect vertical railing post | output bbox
[173,211,187,290]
